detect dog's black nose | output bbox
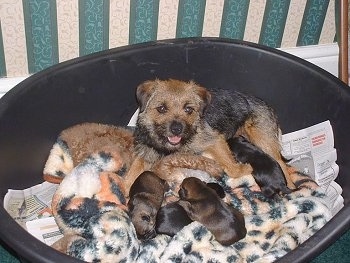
[170,121,183,135]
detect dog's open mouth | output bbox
[167,136,182,145]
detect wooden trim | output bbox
[339,0,349,84]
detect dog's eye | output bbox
[141,215,151,222]
[184,106,194,114]
[156,105,167,113]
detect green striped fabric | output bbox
[22,0,59,74]
[0,1,337,77]
[297,0,330,46]
[0,21,6,77]
[176,0,206,38]
[334,0,340,43]
[220,0,250,40]
[129,0,160,44]
[259,0,291,48]
[79,0,110,56]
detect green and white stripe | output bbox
[0,21,7,77]
[176,0,206,38]
[22,0,59,73]
[220,0,250,40]
[0,0,337,77]
[56,1,79,62]
[281,0,307,47]
[0,0,28,77]
[297,0,330,46]
[129,0,160,44]
[259,0,291,48]
[109,0,130,48]
[244,0,266,43]
[79,0,110,56]
[202,0,224,37]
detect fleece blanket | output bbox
[44,124,332,263]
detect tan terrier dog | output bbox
[124,79,292,194]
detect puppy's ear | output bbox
[193,84,211,115]
[128,194,144,212]
[136,80,156,112]
[127,196,136,211]
[207,182,225,198]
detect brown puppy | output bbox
[155,182,225,237]
[124,79,292,193]
[178,177,247,246]
[128,171,167,240]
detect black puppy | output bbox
[204,88,293,189]
[227,136,292,198]
[155,182,226,237]
[155,201,193,237]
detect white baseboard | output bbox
[0,76,29,99]
[280,43,339,78]
[0,44,340,99]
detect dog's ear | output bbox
[136,80,156,112]
[193,84,211,115]
[128,194,144,211]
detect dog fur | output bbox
[155,182,225,237]
[59,122,134,166]
[43,123,134,184]
[124,79,250,192]
[178,177,247,246]
[124,79,293,194]
[127,171,167,240]
[228,136,292,198]
[155,201,193,237]
[205,88,293,188]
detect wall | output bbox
[0,0,337,78]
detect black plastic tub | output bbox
[0,38,349,263]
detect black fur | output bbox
[227,136,292,198]
[206,182,225,198]
[155,182,225,237]
[205,89,279,139]
[155,202,193,237]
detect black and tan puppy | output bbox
[178,177,246,246]
[124,79,292,193]
[128,171,167,240]
[204,88,292,188]
[228,136,292,198]
[155,182,225,237]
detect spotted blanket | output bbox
[45,125,332,263]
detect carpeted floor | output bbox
[1,229,349,262]
[311,229,350,263]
